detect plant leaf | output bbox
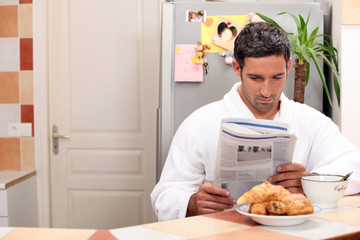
[290,34,299,55]
[299,46,311,63]
[299,14,307,44]
[256,13,286,32]
[320,48,341,106]
[315,43,340,71]
[305,62,310,86]
[285,12,302,35]
[333,74,341,106]
[307,27,319,46]
[309,48,333,107]
[318,52,340,81]
[305,8,311,25]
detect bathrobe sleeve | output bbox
[308,113,360,195]
[288,102,360,195]
[150,102,224,221]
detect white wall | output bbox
[328,0,360,148]
[340,25,360,148]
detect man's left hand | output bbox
[268,162,307,194]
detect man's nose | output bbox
[260,81,271,97]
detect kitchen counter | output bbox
[0,195,359,240]
[0,170,36,190]
[0,170,38,227]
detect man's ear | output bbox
[232,60,241,77]
[286,58,292,74]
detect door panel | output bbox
[70,0,139,131]
[68,149,143,175]
[68,190,143,229]
[49,0,159,228]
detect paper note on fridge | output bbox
[174,44,203,82]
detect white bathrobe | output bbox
[151,82,360,221]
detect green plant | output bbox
[256,11,340,107]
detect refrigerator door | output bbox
[158,1,327,180]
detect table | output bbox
[0,195,359,240]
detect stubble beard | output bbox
[242,86,280,113]
[254,96,278,112]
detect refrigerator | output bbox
[157,0,328,181]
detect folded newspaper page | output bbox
[214,118,297,200]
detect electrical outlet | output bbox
[21,123,32,136]
[8,123,32,136]
[8,123,21,136]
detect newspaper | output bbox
[214,118,297,200]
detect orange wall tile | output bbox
[0,72,19,103]
[19,4,33,38]
[20,38,33,70]
[0,5,18,37]
[21,137,35,169]
[20,71,34,104]
[0,138,21,170]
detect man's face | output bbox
[232,55,291,119]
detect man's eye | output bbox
[273,76,282,80]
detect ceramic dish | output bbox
[236,204,322,226]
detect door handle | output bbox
[52,125,69,155]
[53,133,69,139]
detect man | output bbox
[151,22,360,221]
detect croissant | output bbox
[237,181,272,205]
[267,184,291,201]
[267,201,287,215]
[249,202,269,215]
[280,193,314,216]
[238,182,314,216]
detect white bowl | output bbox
[301,174,349,208]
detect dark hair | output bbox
[233,22,290,70]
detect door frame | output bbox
[34,0,51,227]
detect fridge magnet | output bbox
[194,41,211,74]
[201,15,247,53]
[203,62,209,74]
[194,41,211,65]
[219,50,234,65]
[246,12,264,24]
[174,44,203,82]
[186,10,206,22]
[211,16,245,51]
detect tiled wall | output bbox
[0,0,34,170]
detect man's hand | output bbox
[186,182,236,217]
[268,163,307,194]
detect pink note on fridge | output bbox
[174,44,203,82]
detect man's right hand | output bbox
[186,182,236,217]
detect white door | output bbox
[48,0,160,229]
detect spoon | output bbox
[340,172,353,181]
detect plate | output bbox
[236,204,322,226]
